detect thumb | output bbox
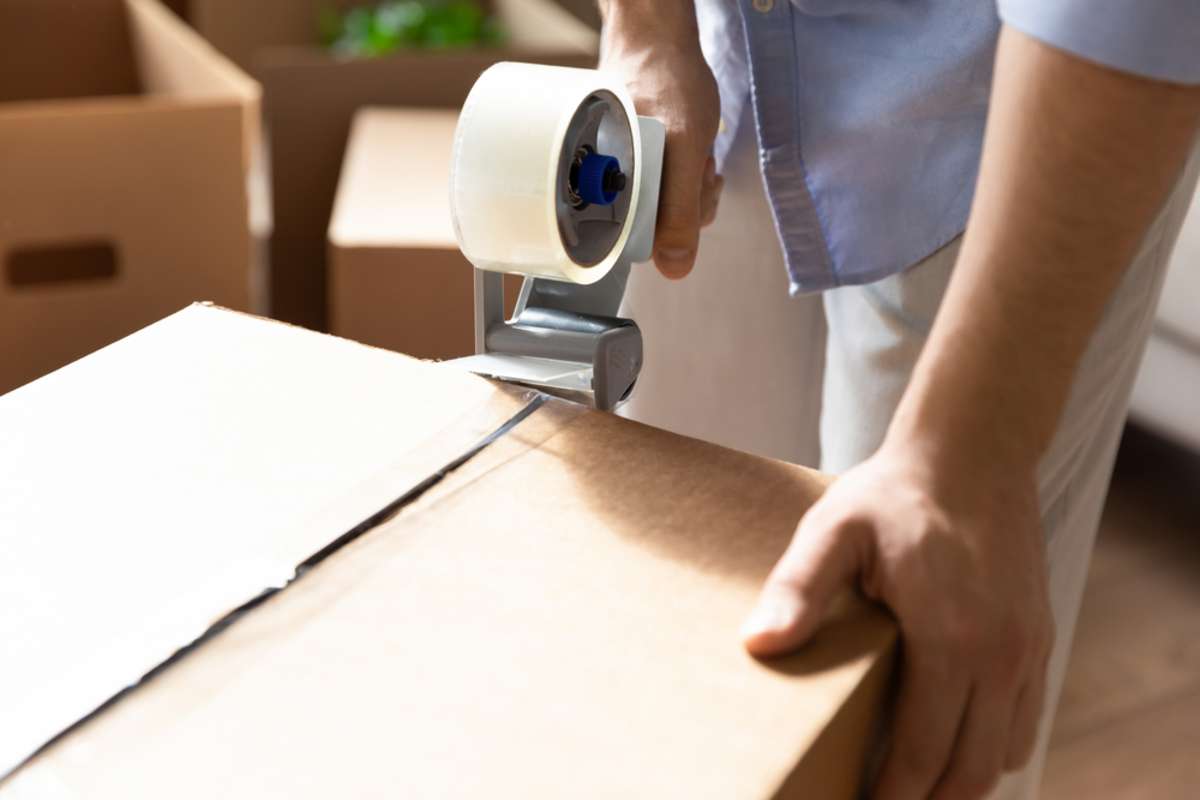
[741,515,865,657]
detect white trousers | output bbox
[617,118,827,466]
[621,117,1200,798]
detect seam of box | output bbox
[0,391,550,786]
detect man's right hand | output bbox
[598,1,723,279]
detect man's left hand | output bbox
[741,441,1054,800]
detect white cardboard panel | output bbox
[0,304,511,775]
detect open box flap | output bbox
[125,0,261,176]
[0,0,141,105]
[0,0,258,110]
[0,304,538,778]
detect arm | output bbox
[895,26,1200,481]
[742,25,1200,800]
[597,0,723,278]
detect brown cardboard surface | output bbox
[2,305,895,797]
[330,109,461,249]
[129,0,261,158]
[0,0,260,395]
[547,0,602,30]
[159,0,191,21]
[330,244,480,358]
[190,0,597,329]
[0,303,532,778]
[329,108,520,359]
[190,0,599,73]
[190,0,358,73]
[0,0,141,103]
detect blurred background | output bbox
[0,1,1196,796]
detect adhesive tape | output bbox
[450,62,643,285]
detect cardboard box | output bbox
[159,0,191,20]
[329,107,522,359]
[190,0,600,75]
[0,0,259,395]
[551,0,602,29]
[1,304,896,798]
[189,0,597,331]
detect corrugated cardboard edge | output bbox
[773,614,897,798]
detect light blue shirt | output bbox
[697,1,1200,294]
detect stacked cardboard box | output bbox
[550,0,602,29]
[328,107,524,359]
[1,304,895,798]
[159,0,191,20]
[188,0,597,330]
[0,0,259,395]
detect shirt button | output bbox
[752,0,774,12]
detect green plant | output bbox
[320,1,504,57]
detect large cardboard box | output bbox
[189,0,598,331]
[1,304,896,798]
[159,0,191,20]
[329,107,522,359]
[550,0,602,29]
[0,0,259,396]
[190,0,599,75]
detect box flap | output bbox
[545,0,602,30]
[2,305,894,797]
[126,0,258,104]
[125,0,261,168]
[0,304,533,776]
[0,0,140,104]
[494,0,599,53]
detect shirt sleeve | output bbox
[997,0,1200,85]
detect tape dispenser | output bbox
[448,62,665,411]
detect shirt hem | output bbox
[786,225,968,297]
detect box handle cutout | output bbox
[6,241,119,288]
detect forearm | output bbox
[890,25,1200,478]
[597,0,701,59]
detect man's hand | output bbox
[742,440,1054,799]
[743,24,1200,800]
[598,1,722,279]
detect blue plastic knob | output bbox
[577,153,624,206]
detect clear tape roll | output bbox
[450,62,643,285]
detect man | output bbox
[597,1,1200,798]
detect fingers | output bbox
[741,511,866,656]
[1005,593,1054,770]
[653,135,712,279]
[1003,678,1043,772]
[873,648,971,800]
[929,678,1019,800]
[927,613,1047,799]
